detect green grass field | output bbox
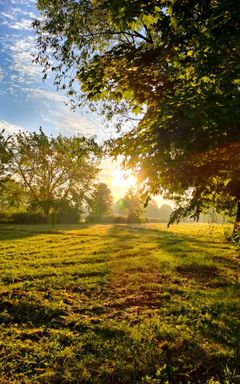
[0,223,240,384]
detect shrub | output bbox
[86,215,115,224]
[56,205,80,224]
[0,212,47,224]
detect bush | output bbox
[56,205,80,224]
[86,215,115,224]
[114,216,128,224]
[127,213,142,223]
[0,212,47,224]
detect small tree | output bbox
[124,188,143,223]
[144,199,159,219]
[89,183,113,217]
[158,204,173,223]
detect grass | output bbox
[0,223,240,384]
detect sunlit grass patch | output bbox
[0,223,239,383]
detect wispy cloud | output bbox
[9,19,32,31]
[1,2,37,30]
[8,36,41,85]
[26,88,67,104]
[1,12,16,21]
[0,68,4,81]
[42,110,98,137]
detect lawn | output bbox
[0,223,239,384]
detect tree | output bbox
[158,204,173,223]
[124,188,143,223]
[89,183,113,216]
[89,182,113,216]
[34,1,240,228]
[0,130,12,186]
[0,179,27,212]
[144,199,159,219]
[13,129,100,218]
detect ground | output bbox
[0,223,240,384]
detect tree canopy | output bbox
[34,0,240,224]
[12,129,100,217]
[89,182,113,216]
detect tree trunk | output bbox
[233,200,240,235]
[43,204,50,220]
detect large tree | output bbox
[13,129,100,217]
[34,1,240,227]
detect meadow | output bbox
[0,223,240,384]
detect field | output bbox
[0,223,240,384]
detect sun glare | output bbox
[112,169,137,188]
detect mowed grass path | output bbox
[0,224,240,384]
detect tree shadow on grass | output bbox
[140,225,240,283]
[0,223,95,241]
[0,296,66,327]
[102,225,240,381]
[102,224,240,323]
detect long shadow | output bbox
[139,224,240,278]
[102,224,240,312]
[104,225,240,377]
[75,224,240,381]
[0,223,95,241]
[0,296,66,327]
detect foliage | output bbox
[55,200,80,224]
[86,214,115,223]
[34,0,240,225]
[0,223,240,383]
[12,128,100,217]
[0,130,13,186]
[89,182,113,217]
[0,179,27,212]
[114,198,129,216]
[158,204,173,223]
[144,199,159,219]
[124,188,144,223]
[144,201,173,222]
[0,211,47,224]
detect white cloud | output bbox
[0,68,4,81]
[58,114,97,135]
[42,111,98,136]
[26,88,67,103]
[0,120,25,134]
[8,36,41,84]
[1,2,37,30]
[1,12,16,21]
[10,19,32,31]
[11,0,36,5]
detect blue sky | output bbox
[0,0,106,138]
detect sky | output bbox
[0,0,171,206]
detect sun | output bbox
[112,169,137,188]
